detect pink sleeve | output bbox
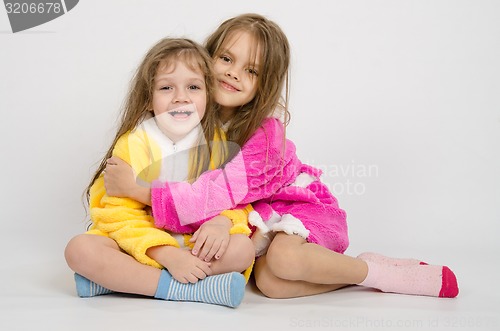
[151,118,301,233]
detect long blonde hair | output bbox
[85,38,219,203]
[205,13,291,151]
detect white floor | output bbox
[1,246,498,331]
[1,1,499,330]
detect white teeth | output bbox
[169,110,193,115]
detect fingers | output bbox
[175,262,212,284]
[190,223,231,261]
[106,156,121,166]
[191,235,230,261]
[198,237,218,261]
[105,157,128,172]
[188,261,212,282]
[191,233,206,256]
[189,230,199,243]
[176,276,190,284]
[104,159,116,178]
[184,273,199,284]
[203,239,226,262]
[191,237,223,262]
[196,261,213,277]
[106,159,116,168]
[214,239,229,260]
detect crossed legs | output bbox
[64,233,254,295]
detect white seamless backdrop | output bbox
[1,1,499,330]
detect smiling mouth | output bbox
[168,109,194,119]
[219,80,239,92]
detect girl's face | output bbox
[152,59,206,142]
[213,31,261,115]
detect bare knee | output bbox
[221,234,255,272]
[254,256,291,299]
[65,234,87,271]
[265,234,306,280]
[209,234,255,275]
[64,234,117,274]
[255,274,285,299]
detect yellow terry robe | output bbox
[87,123,252,279]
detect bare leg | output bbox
[64,234,160,296]
[254,233,368,298]
[254,255,348,298]
[65,233,250,306]
[266,233,367,284]
[255,233,459,299]
[65,233,254,291]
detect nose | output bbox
[225,68,240,81]
[173,89,190,103]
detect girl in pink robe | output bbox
[105,13,459,299]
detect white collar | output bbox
[136,113,205,155]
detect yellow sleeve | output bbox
[88,132,178,269]
[219,204,253,236]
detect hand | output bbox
[148,246,212,284]
[104,157,151,205]
[190,215,232,262]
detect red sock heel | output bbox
[439,266,459,298]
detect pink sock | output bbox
[357,252,427,266]
[359,261,459,298]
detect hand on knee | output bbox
[211,234,255,273]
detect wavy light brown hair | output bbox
[85,38,219,203]
[205,13,291,151]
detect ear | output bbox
[146,98,154,112]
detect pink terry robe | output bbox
[151,117,349,253]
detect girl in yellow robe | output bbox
[65,38,254,308]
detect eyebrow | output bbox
[155,76,205,84]
[221,49,261,68]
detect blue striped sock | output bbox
[154,270,245,308]
[74,273,114,297]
